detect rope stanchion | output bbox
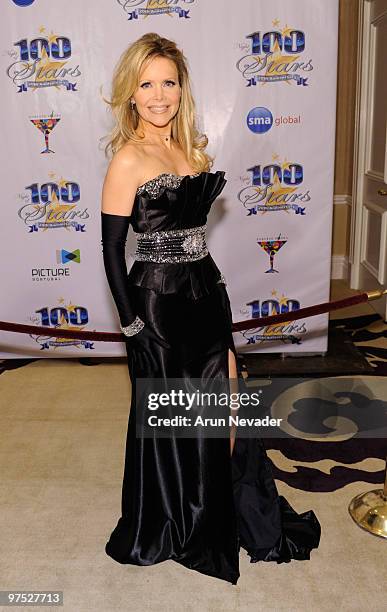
[0,321,122,343]
[0,289,385,342]
[1,287,386,538]
[232,292,371,332]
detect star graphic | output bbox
[67,302,78,313]
[31,46,66,91]
[279,294,289,307]
[145,0,174,17]
[274,294,293,328]
[283,25,291,36]
[252,55,265,69]
[43,191,76,231]
[262,38,300,84]
[261,173,297,214]
[53,313,85,347]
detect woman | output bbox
[101,32,321,585]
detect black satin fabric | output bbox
[105,171,321,584]
[101,212,135,328]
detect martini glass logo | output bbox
[257,234,287,273]
[30,113,60,153]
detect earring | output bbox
[130,100,136,109]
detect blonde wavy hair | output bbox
[100,32,213,172]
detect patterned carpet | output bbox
[1,313,386,494]
[262,314,387,492]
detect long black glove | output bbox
[100,211,169,351]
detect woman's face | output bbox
[132,55,181,130]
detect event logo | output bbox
[236,20,313,87]
[17,173,89,232]
[31,249,80,282]
[257,234,287,273]
[117,0,194,21]
[30,112,61,153]
[29,298,93,350]
[31,268,70,282]
[56,248,81,264]
[247,107,301,134]
[6,28,81,93]
[238,155,311,216]
[247,107,272,134]
[239,290,307,345]
[11,0,36,5]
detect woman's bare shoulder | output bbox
[101,143,143,216]
[112,141,143,167]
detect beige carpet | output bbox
[1,355,386,612]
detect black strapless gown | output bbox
[105,171,321,584]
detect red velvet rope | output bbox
[0,292,369,342]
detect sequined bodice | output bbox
[131,170,226,235]
[128,170,228,297]
[136,172,202,199]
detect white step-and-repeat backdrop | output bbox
[0,0,339,358]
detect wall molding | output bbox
[331,255,349,280]
[334,194,352,206]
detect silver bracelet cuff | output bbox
[120,316,145,337]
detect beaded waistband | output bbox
[133,225,208,263]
